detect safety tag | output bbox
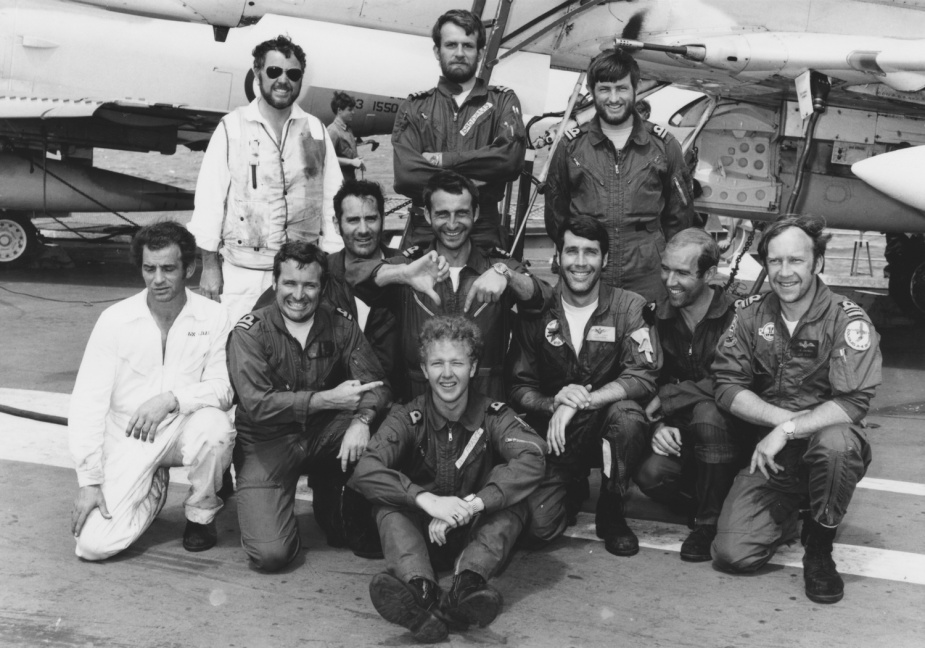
[586,325,615,343]
[601,440,612,479]
[456,428,484,469]
[630,327,654,363]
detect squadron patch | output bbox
[489,402,507,413]
[723,314,739,347]
[402,245,421,259]
[234,313,258,331]
[335,307,353,321]
[840,300,866,320]
[735,294,763,310]
[545,320,566,347]
[630,327,655,363]
[845,320,871,351]
[408,409,423,425]
[758,322,775,342]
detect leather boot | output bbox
[444,570,503,628]
[680,524,716,562]
[802,519,844,604]
[595,488,638,557]
[369,573,448,643]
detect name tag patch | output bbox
[586,326,615,343]
[456,428,485,469]
[792,339,819,358]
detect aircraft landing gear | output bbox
[0,213,39,268]
[885,233,925,318]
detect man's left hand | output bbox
[126,392,178,443]
[750,427,787,479]
[423,152,443,167]
[547,405,577,456]
[337,420,371,472]
[428,518,451,545]
[464,268,508,312]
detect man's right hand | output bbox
[199,258,223,302]
[402,251,448,305]
[315,380,384,411]
[554,384,593,411]
[415,492,472,527]
[651,424,682,457]
[71,485,110,537]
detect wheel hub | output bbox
[0,219,28,262]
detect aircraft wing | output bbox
[0,95,225,155]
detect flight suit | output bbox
[634,286,740,526]
[506,283,662,540]
[710,279,882,571]
[393,77,526,250]
[544,115,696,302]
[226,301,390,571]
[348,393,546,583]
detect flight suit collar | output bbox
[553,281,615,319]
[656,285,731,322]
[588,113,649,148]
[436,76,489,104]
[764,276,832,325]
[424,390,485,434]
[425,239,492,274]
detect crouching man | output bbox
[711,216,881,603]
[350,315,546,643]
[69,221,235,559]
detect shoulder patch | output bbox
[652,124,670,140]
[402,245,422,259]
[735,294,765,310]
[491,247,512,259]
[845,320,872,351]
[490,84,512,93]
[723,313,739,347]
[488,402,507,413]
[642,301,657,326]
[563,126,581,141]
[840,300,867,320]
[408,409,423,425]
[407,89,431,100]
[335,307,353,321]
[234,313,259,331]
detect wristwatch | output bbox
[492,263,511,279]
[464,494,485,516]
[353,412,373,426]
[782,420,796,442]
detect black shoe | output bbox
[803,520,844,604]
[183,521,217,552]
[369,573,448,643]
[680,524,716,562]
[444,570,503,629]
[595,489,639,556]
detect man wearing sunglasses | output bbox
[189,35,344,324]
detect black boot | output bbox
[595,488,639,557]
[802,519,844,604]
[444,570,503,628]
[680,524,716,562]
[369,573,448,643]
[310,475,348,548]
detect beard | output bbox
[441,59,476,84]
[259,76,298,110]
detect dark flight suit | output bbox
[634,286,740,526]
[392,77,526,250]
[506,283,662,541]
[348,242,550,402]
[226,302,390,571]
[710,280,881,571]
[545,115,696,302]
[348,393,546,583]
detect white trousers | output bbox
[221,261,273,323]
[74,407,235,561]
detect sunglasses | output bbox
[265,66,304,82]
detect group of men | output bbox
[67,8,882,645]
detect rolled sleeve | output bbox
[319,125,345,253]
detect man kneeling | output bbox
[69,222,235,559]
[350,316,546,643]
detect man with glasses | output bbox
[189,35,344,323]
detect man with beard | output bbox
[393,9,526,251]
[189,35,343,323]
[349,171,549,403]
[711,217,881,604]
[328,91,365,181]
[507,215,661,556]
[226,242,390,572]
[351,316,546,643]
[633,228,739,562]
[545,49,696,302]
[69,222,235,559]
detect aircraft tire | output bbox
[0,213,39,268]
[909,261,925,317]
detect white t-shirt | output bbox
[355,296,371,332]
[449,267,464,292]
[562,298,598,354]
[600,120,633,151]
[454,88,472,107]
[284,315,314,349]
[782,315,799,336]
